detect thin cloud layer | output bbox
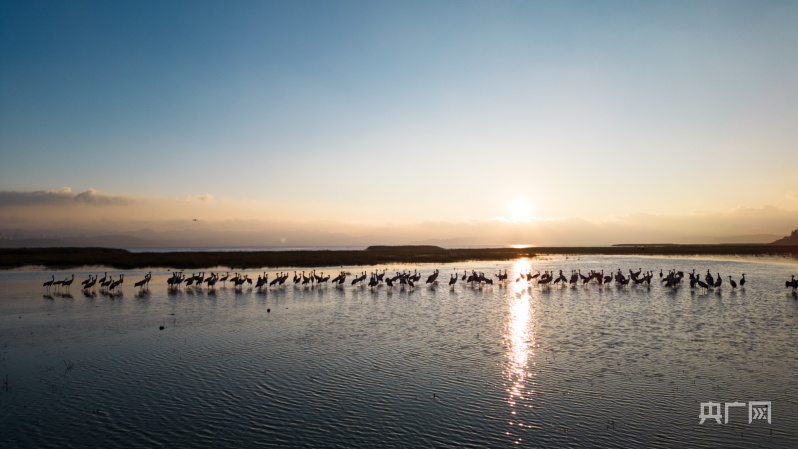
[0,188,134,207]
[1,188,796,246]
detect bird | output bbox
[270,274,281,287]
[553,270,567,285]
[319,273,330,285]
[538,274,552,288]
[134,272,151,289]
[255,273,268,290]
[740,274,746,287]
[207,274,218,289]
[112,274,124,290]
[331,272,346,286]
[233,275,246,290]
[84,275,97,290]
[43,275,55,290]
[62,274,75,291]
[495,270,508,282]
[219,272,230,286]
[728,276,737,290]
[167,273,183,289]
[705,271,714,288]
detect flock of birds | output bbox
[511,268,753,294]
[160,269,448,291]
[40,268,510,296]
[39,266,798,298]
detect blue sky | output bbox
[1,1,797,244]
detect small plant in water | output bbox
[62,360,74,375]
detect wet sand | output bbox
[1,244,797,270]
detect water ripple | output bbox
[1,257,797,447]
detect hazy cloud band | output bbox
[0,188,135,207]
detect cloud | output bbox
[787,191,798,201]
[1,187,796,246]
[0,187,134,207]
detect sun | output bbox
[509,199,532,222]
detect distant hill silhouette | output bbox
[771,228,798,245]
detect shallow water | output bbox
[1,256,797,448]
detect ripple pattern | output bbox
[1,256,797,447]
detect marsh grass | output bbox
[2,245,797,270]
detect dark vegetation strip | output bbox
[1,245,797,270]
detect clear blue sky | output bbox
[1,1,797,243]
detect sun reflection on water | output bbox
[504,259,537,443]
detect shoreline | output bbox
[1,245,797,270]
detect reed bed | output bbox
[1,245,797,270]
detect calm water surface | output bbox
[1,256,797,448]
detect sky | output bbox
[1,0,797,246]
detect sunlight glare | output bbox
[512,259,531,293]
[509,199,533,222]
[503,279,537,430]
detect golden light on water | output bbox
[512,258,531,294]
[507,292,533,384]
[509,244,534,249]
[505,258,537,435]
